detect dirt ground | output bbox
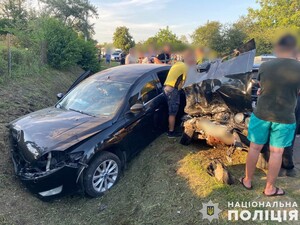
[0,67,300,225]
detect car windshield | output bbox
[57,78,130,117]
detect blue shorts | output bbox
[247,113,296,148]
[163,87,180,116]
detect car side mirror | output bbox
[130,103,144,114]
[57,93,64,100]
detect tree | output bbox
[144,26,186,51]
[244,0,300,54]
[113,26,135,52]
[222,23,247,53]
[40,0,98,39]
[77,39,100,72]
[191,21,224,54]
[32,17,82,69]
[154,26,179,44]
[248,0,300,28]
[179,35,189,44]
[0,0,28,26]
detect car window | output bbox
[156,70,169,86]
[58,78,130,117]
[129,75,159,106]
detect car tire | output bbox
[180,127,194,146]
[180,131,193,145]
[83,151,121,198]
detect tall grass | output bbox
[0,42,46,83]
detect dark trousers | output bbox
[282,97,300,170]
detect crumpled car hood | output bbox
[9,107,112,158]
[183,39,256,115]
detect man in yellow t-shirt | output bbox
[163,50,196,138]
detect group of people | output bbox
[162,34,300,197]
[106,35,299,197]
[124,45,173,65]
[122,44,205,66]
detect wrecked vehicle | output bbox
[180,40,258,152]
[8,64,176,199]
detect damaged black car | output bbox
[8,64,176,199]
[180,39,259,152]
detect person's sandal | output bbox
[263,187,285,197]
[239,177,253,190]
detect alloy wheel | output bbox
[92,159,119,193]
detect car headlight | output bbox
[26,143,40,159]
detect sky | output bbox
[90,0,259,44]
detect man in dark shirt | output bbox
[154,44,171,64]
[281,97,300,176]
[240,34,300,196]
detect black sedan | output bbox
[8,64,173,199]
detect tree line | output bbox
[112,0,300,56]
[0,0,100,75]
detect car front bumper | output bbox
[10,138,82,199]
[11,152,82,199]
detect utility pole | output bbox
[84,0,89,42]
[85,11,88,42]
[7,33,12,77]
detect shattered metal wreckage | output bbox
[180,40,258,152]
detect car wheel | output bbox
[180,127,194,145]
[83,151,121,198]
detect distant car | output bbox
[111,51,122,61]
[8,64,176,200]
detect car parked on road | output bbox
[111,51,122,61]
[8,64,176,200]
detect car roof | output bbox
[93,64,171,84]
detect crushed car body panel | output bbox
[181,40,256,147]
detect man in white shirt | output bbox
[125,48,137,64]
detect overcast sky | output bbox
[90,0,259,44]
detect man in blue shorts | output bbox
[163,50,196,138]
[240,34,300,196]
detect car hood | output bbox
[9,107,112,159]
[183,39,256,115]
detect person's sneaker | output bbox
[167,131,181,138]
[286,168,297,177]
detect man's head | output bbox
[195,47,204,57]
[163,44,171,54]
[183,49,196,66]
[274,34,297,58]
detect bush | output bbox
[42,18,81,69]
[77,39,100,73]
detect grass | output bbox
[0,63,299,225]
[99,59,120,71]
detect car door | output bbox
[122,74,163,159]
